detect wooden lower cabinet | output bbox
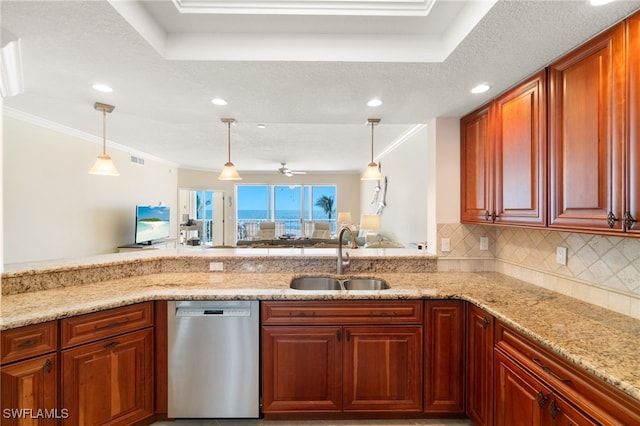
[262,326,343,412]
[1,354,58,425]
[466,304,494,426]
[343,325,422,412]
[495,349,553,426]
[61,328,153,426]
[424,300,464,414]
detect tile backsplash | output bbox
[437,223,640,319]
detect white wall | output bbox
[3,116,178,264]
[361,125,429,248]
[178,169,362,246]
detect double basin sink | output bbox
[290,276,390,291]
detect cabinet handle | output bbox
[17,338,38,348]
[94,319,130,330]
[536,391,548,408]
[481,317,490,329]
[607,211,618,229]
[373,311,396,317]
[623,211,637,231]
[345,330,351,341]
[103,341,119,350]
[336,330,341,342]
[549,399,561,419]
[44,358,52,373]
[484,211,496,222]
[532,358,572,383]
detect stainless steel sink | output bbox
[289,276,342,290]
[290,276,390,291]
[343,278,390,290]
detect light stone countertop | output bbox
[1,269,639,405]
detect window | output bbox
[237,184,337,240]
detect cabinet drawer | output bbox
[495,321,640,425]
[262,300,422,325]
[1,321,57,365]
[61,302,153,348]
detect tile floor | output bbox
[152,419,473,426]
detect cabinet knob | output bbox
[607,211,618,229]
[481,317,490,329]
[484,211,496,222]
[44,358,52,373]
[536,391,548,408]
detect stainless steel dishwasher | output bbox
[167,300,259,418]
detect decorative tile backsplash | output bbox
[437,223,640,319]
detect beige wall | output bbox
[178,169,362,246]
[3,116,178,264]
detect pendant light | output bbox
[218,117,242,180]
[361,118,383,180]
[88,102,119,176]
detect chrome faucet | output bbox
[337,226,358,275]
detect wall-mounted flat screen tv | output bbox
[135,205,171,245]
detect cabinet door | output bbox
[626,11,640,234]
[343,325,422,412]
[62,329,153,426]
[1,355,58,426]
[495,350,552,426]
[549,23,625,232]
[262,326,342,413]
[424,300,464,414]
[466,304,494,426]
[461,103,493,223]
[548,395,599,426]
[494,70,547,226]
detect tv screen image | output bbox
[135,205,171,244]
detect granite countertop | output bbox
[1,268,639,404]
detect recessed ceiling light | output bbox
[471,84,491,94]
[256,124,266,129]
[590,0,614,6]
[367,98,383,107]
[211,98,228,106]
[92,83,113,93]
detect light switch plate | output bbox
[441,238,450,252]
[556,247,568,266]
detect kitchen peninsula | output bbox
[1,248,639,425]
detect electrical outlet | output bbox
[556,247,568,266]
[441,238,450,252]
[480,236,489,251]
[209,262,224,272]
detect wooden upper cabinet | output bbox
[626,11,640,234]
[549,22,626,232]
[461,103,493,223]
[494,70,547,226]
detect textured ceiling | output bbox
[2,0,640,174]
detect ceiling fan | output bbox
[278,163,306,177]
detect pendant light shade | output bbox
[218,118,242,180]
[361,118,383,181]
[88,102,119,176]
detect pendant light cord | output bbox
[370,121,374,162]
[227,121,231,163]
[102,109,107,155]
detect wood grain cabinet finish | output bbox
[493,70,547,226]
[465,304,494,426]
[549,22,626,232]
[261,300,423,415]
[461,70,547,227]
[495,322,640,425]
[1,355,58,426]
[0,321,58,425]
[626,11,640,235]
[60,302,154,426]
[423,300,464,414]
[460,103,492,223]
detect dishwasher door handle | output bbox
[175,307,252,317]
